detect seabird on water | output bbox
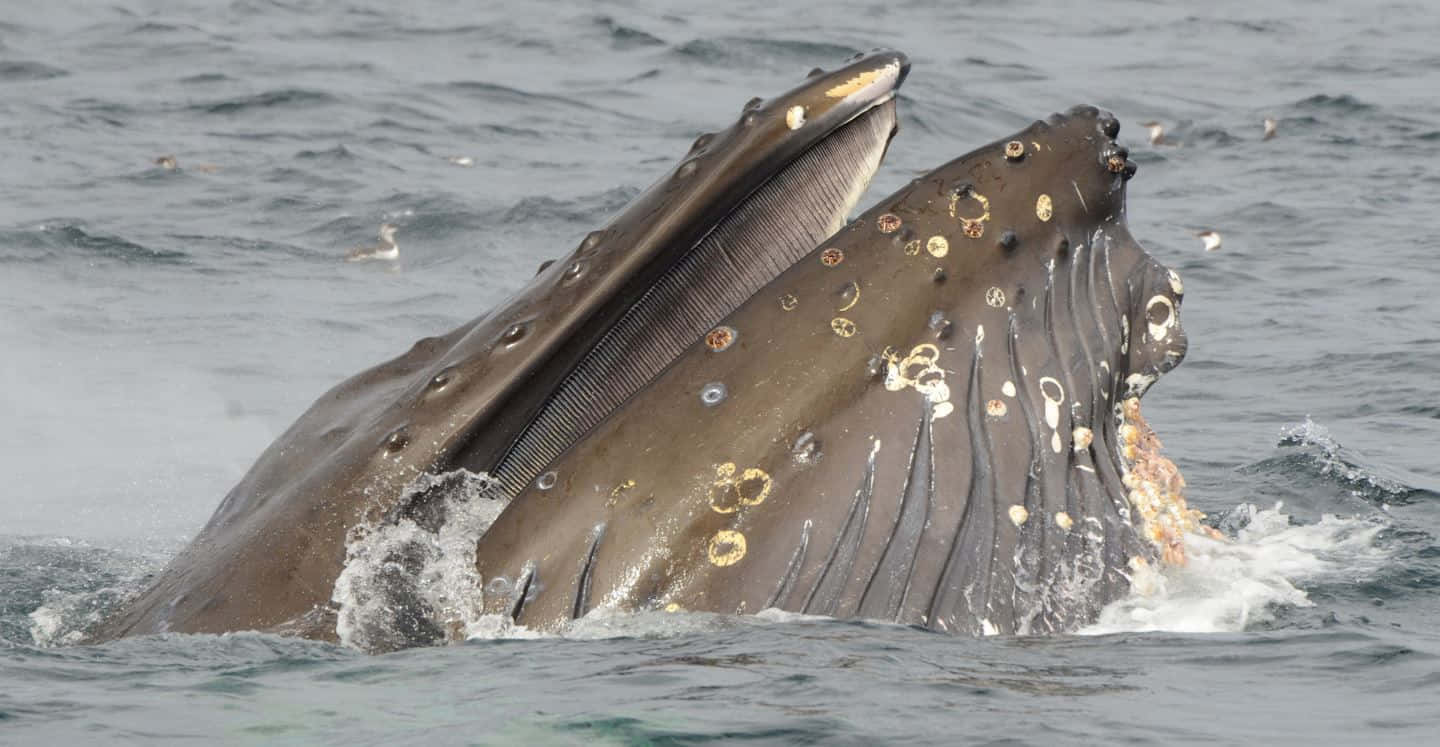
[346,223,400,262]
[152,155,220,173]
[1197,230,1223,252]
[1139,121,1168,145]
[1263,117,1278,141]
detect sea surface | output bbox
[3,0,1440,743]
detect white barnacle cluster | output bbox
[883,343,954,419]
[1115,396,1211,570]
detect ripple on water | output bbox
[196,89,339,116]
[0,60,68,81]
[0,223,189,264]
[499,186,639,225]
[669,37,860,68]
[592,15,666,50]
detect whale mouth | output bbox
[469,98,902,498]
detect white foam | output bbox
[28,604,83,646]
[28,582,146,647]
[331,469,507,652]
[1082,502,1388,634]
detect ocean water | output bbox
[4,0,1440,743]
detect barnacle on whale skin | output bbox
[1117,396,1220,568]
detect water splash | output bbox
[1082,502,1388,634]
[15,538,161,647]
[331,469,507,653]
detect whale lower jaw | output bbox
[469,105,1193,640]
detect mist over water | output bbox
[4,0,1440,742]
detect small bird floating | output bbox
[1197,230,1223,252]
[1263,118,1278,141]
[152,155,220,173]
[346,223,400,262]
[1139,121,1168,145]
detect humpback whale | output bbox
[94,51,909,643]
[93,51,1200,649]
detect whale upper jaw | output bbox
[90,51,911,643]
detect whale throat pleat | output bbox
[490,103,896,497]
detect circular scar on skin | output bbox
[708,530,748,566]
[699,381,727,407]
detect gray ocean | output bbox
[3,0,1440,743]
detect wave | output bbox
[1295,93,1376,114]
[592,15,665,50]
[499,186,639,225]
[436,80,639,122]
[0,60,68,81]
[1241,419,1440,507]
[195,89,338,116]
[0,222,189,264]
[669,37,860,68]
